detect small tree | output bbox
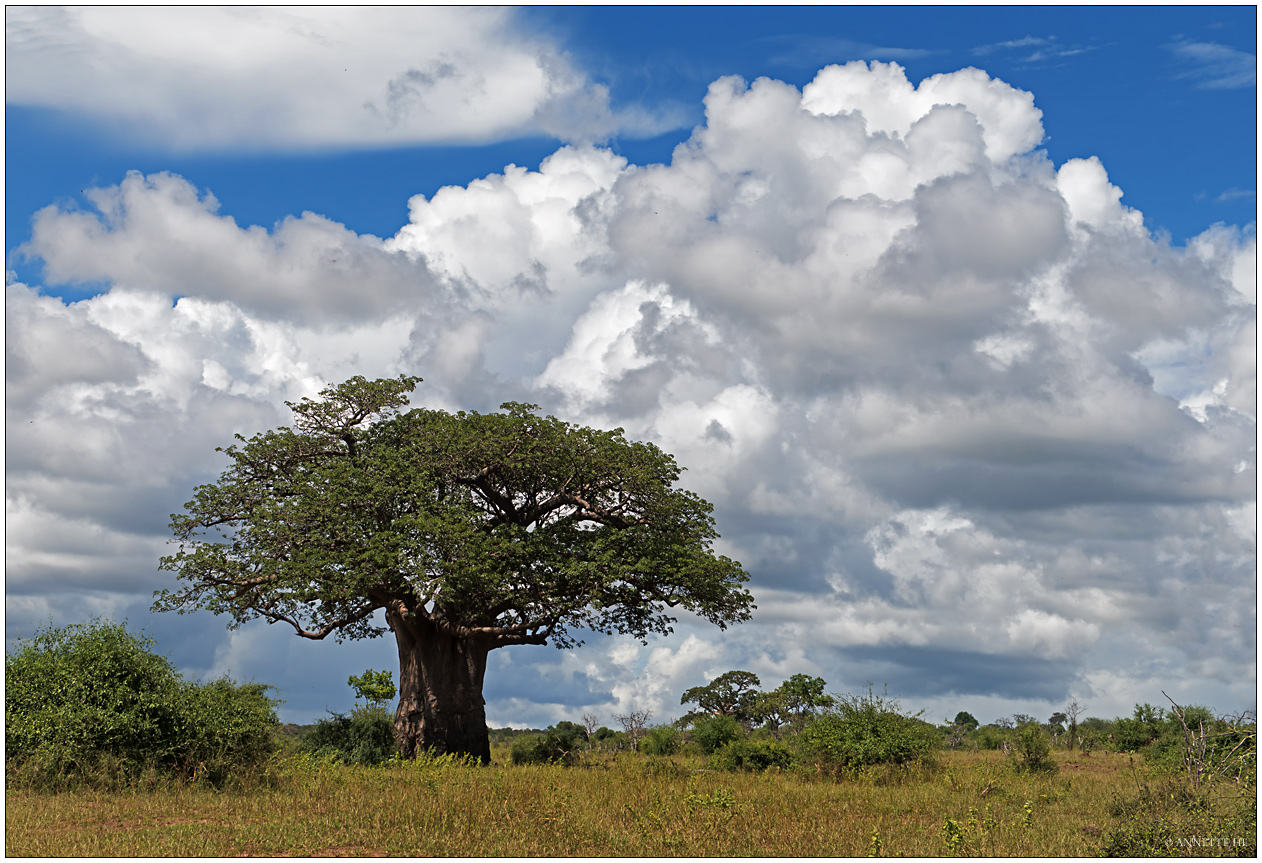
[615,709,653,751]
[953,711,980,730]
[748,674,833,738]
[1011,720,1056,773]
[748,690,788,738]
[680,670,761,725]
[1063,700,1085,750]
[777,674,833,732]
[156,376,754,762]
[348,669,397,708]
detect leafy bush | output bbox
[975,725,1015,751]
[796,685,939,774]
[689,714,742,755]
[301,705,398,766]
[1103,777,1257,857]
[347,669,396,707]
[5,620,278,789]
[509,723,587,765]
[642,724,681,756]
[711,739,793,772]
[1010,721,1057,774]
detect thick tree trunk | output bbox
[387,606,492,764]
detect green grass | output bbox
[5,749,1254,856]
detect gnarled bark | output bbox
[387,605,492,764]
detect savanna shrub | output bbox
[1103,777,1257,857]
[301,705,398,766]
[797,685,939,774]
[509,723,587,765]
[711,739,793,772]
[974,726,1015,751]
[5,620,278,789]
[641,724,681,756]
[689,714,742,754]
[1010,722,1057,773]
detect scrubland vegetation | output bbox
[7,622,1257,857]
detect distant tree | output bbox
[156,376,754,763]
[580,712,601,742]
[348,669,396,708]
[748,690,788,738]
[1048,711,1068,736]
[953,711,980,730]
[1063,700,1086,750]
[615,709,653,751]
[680,670,761,724]
[777,674,834,731]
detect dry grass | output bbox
[4,748,1252,856]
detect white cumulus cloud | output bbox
[4,6,680,150]
[6,59,1255,725]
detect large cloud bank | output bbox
[8,62,1255,725]
[4,6,677,148]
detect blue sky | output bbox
[5,6,1256,728]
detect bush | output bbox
[797,685,939,774]
[301,705,398,766]
[975,725,1015,751]
[1010,722,1057,774]
[509,723,586,765]
[711,739,793,772]
[5,620,278,789]
[1103,777,1257,857]
[689,714,742,755]
[642,724,681,756]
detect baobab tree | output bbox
[156,376,755,762]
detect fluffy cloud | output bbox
[4,7,678,149]
[7,60,1254,725]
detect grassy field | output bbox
[5,748,1254,857]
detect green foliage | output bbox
[5,620,278,789]
[300,705,398,766]
[680,670,761,723]
[1103,777,1257,857]
[797,684,939,773]
[710,739,793,772]
[156,376,754,650]
[347,669,396,708]
[642,724,682,756]
[747,674,834,737]
[689,714,743,755]
[1010,721,1057,774]
[776,674,834,726]
[592,726,619,743]
[509,723,588,765]
[975,725,1016,751]
[953,711,979,730]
